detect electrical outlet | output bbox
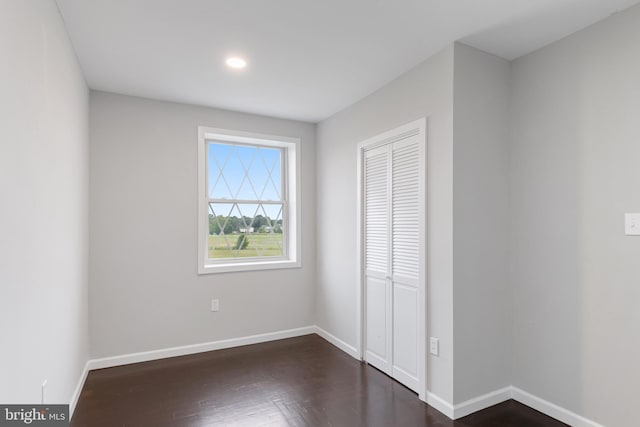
[41,380,47,404]
[210,299,219,312]
[429,337,439,356]
[625,213,640,235]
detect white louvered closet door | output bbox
[390,135,420,391]
[364,133,421,393]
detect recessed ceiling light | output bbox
[226,57,247,69]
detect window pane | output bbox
[208,202,284,259]
[255,147,282,201]
[208,142,282,202]
[256,203,284,257]
[208,143,235,199]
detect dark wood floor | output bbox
[72,334,567,427]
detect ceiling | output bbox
[56,0,640,123]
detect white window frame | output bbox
[197,126,301,274]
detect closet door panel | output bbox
[365,275,389,369]
[390,135,421,392]
[364,145,391,374]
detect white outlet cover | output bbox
[625,213,640,236]
[210,299,220,312]
[429,337,439,356]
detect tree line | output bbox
[209,214,283,235]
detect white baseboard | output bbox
[453,386,512,419]
[448,386,603,426]
[448,386,604,426]
[425,391,455,419]
[87,326,315,371]
[421,384,606,426]
[69,360,90,417]
[511,387,604,427]
[313,326,360,359]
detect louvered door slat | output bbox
[364,148,389,274]
[392,138,420,281]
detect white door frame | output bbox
[356,117,427,401]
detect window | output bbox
[198,126,301,274]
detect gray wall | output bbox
[316,46,455,403]
[89,92,316,358]
[452,44,511,404]
[0,0,89,404]
[510,5,640,426]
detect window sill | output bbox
[198,259,301,275]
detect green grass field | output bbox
[208,233,283,258]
